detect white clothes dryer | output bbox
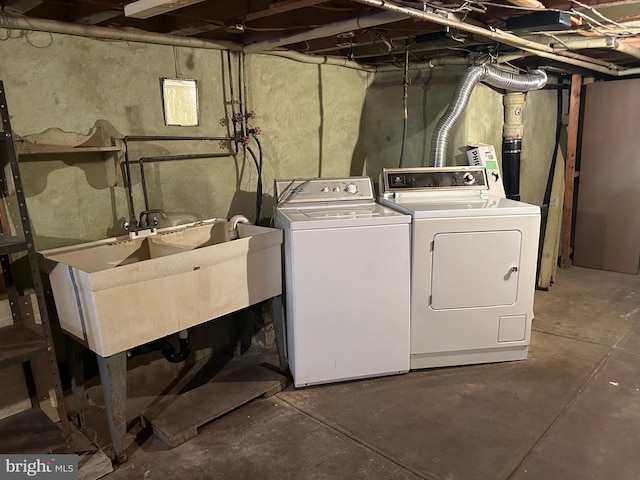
[379,167,540,370]
[275,177,411,387]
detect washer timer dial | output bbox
[463,172,476,185]
[345,183,358,195]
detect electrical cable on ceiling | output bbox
[476,1,637,36]
[399,40,410,168]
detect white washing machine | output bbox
[379,167,540,370]
[275,176,411,387]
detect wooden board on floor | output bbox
[71,424,113,480]
[560,74,581,269]
[538,136,566,290]
[141,362,286,448]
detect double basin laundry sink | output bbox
[39,219,283,357]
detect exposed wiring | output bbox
[568,0,631,31]
[274,178,316,210]
[541,32,572,49]
[477,1,637,37]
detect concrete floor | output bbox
[95,266,639,480]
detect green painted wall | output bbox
[0,30,371,250]
[0,30,556,251]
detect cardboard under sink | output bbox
[39,219,283,357]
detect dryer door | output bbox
[431,230,521,309]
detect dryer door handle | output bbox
[510,266,519,273]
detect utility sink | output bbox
[39,219,283,357]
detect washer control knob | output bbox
[463,172,475,185]
[345,183,358,194]
[491,171,500,181]
[333,186,340,192]
[321,187,329,193]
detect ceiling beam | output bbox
[351,0,631,75]
[4,0,43,15]
[246,0,329,22]
[124,0,208,19]
[244,10,409,53]
[76,10,123,25]
[167,0,328,36]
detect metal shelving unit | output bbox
[0,80,72,454]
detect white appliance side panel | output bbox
[411,214,540,355]
[431,230,522,309]
[284,223,411,386]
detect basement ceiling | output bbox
[2,0,640,75]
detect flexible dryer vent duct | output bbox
[431,65,547,167]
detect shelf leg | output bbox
[271,295,288,373]
[96,352,127,463]
[66,336,87,428]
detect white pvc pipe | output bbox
[263,50,378,71]
[1,15,242,51]
[244,11,408,53]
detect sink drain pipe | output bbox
[431,64,547,168]
[160,330,192,363]
[127,330,191,363]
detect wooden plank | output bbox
[538,140,565,290]
[168,0,326,36]
[142,362,286,448]
[0,407,66,454]
[0,234,27,254]
[0,365,32,421]
[0,324,48,368]
[560,74,581,269]
[572,79,640,274]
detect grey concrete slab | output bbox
[617,314,640,355]
[533,267,640,345]
[278,331,609,480]
[107,396,421,480]
[510,349,640,480]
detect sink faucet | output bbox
[139,209,166,229]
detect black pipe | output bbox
[124,135,232,142]
[160,335,191,363]
[133,152,234,214]
[537,86,565,277]
[127,333,191,363]
[247,145,262,224]
[123,147,138,225]
[123,135,235,227]
[502,138,522,201]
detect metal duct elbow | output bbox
[483,65,548,92]
[431,65,547,167]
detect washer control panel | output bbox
[382,167,489,193]
[275,177,374,204]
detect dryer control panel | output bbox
[382,167,489,194]
[275,177,374,205]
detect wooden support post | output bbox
[560,74,582,269]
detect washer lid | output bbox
[276,202,410,230]
[380,196,539,218]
